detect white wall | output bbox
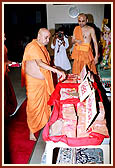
[46,3,104,31]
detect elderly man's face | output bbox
[78,15,87,28]
[38,30,51,46]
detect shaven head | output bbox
[77,13,88,28]
[37,28,51,46]
[78,13,87,19]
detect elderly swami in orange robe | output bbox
[71,13,99,75]
[21,28,66,141]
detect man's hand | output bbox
[62,39,65,46]
[72,35,82,45]
[75,39,82,45]
[58,71,66,82]
[54,68,66,81]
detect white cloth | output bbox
[51,36,71,71]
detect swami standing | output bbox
[21,28,66,141]
[71,13,99,75]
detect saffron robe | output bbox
[71,26,97,75]
[21,39,54,133]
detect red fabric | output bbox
[48,82,80,106]
[92,81,103,102]
[9,63,20,67]
[4,74,17,119]
[48,81,103,105]
[5,99,39,164]
[43,82,108,147]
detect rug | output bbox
[4,99,39,164]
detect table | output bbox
[44,138,110,164]
[42,73,110,165]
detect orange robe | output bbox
[21,39,54,133]
[71,26,97,75]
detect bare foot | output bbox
[30,132,37,141]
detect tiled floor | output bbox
[8,66,46,164]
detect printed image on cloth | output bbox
[43,81,109,147]
[62,104,77,120]
[56,148,103,164]
[49,119,63,136]
[56,148,73,164]
[67,74,79,79]
[63,74,80,83]
[78,77,92,102]
[49,118,77,137]
[80,65,88,82]
[62,119,77,137]
[60,88,79,100]
[75,148,103,164]
[86,89,97,130]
